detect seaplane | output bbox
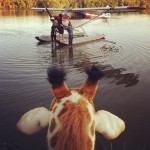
[31,6,145,46]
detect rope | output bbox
[71,24,87,37]
[72,13,104,36]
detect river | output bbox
[0,10,150,150]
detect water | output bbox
[0,10,150,150]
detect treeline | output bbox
[0,0,150,10]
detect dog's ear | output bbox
[79,65,104,101]
[95,110,125,140]
[47,67,70,100]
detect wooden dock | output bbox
[35,34,105,45]
[35,33,84,43]
[59,35,105,45]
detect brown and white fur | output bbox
[17,66,125,150]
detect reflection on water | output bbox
[49,44,139,87]
[103,66,139,87]
[1,10,150,150]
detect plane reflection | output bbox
[36,44,139,87]
[103,67,139,87]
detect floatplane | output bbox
[31,6,145,46]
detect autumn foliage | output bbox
[0,0,149,10]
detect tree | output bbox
[1,0,149,9]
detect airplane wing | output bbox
[31,6,145,13]
[31,8,66,11]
